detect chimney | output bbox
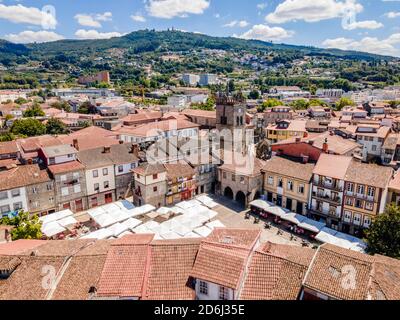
[131,144,139,158]
[322,138,329,153]
[103,146,111,154]
[302,155,309,164]
[73,139,79,151]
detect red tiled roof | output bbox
[0,164,51,192]
[190,229,260,289]
[115,119,199,137]
[143,239,201,300]
[303,244,375,300]
[96,234,154,298]
[48,161,85,175]
[0,141,19,155]
[0,240,46,256]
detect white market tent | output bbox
[199,210,219,221]
[298,218,326,234]
[206,220,225,230]
[170,206,185,215]
[118,231,134,238]
[249,199,272,211]
[94,213,118,228]
[81,228,113,240]
[280,212,307,225]
[196,195,218,208]
[57,216,78,228]
[170,223,191,236]
[121,218,142,231]
[128,204,157,217]
[194,226,212,237]
[39,209,74,225]
[156,207,172,215]
[151,224,171,235]
[184,232,202,239]
[316,227,367,252]
[142,221,160,231]
[161,219,185,230]
[160,231,182,240]
[115,200,135,211]
[41,222,66,238]
[87,207,107,219]
[175,201,193,210]
[179,217,204,230]
[132,225,152,234]
[106,223,130,237]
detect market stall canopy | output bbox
[249,199,272,211]
[41,222,66,238]
[194,226,212,237]
[298,218,326,233]
[206,220,225,230]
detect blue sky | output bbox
[0,0,400,56]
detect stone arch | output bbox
[236,191,246,207]
[224,187,234,200]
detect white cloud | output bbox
[4,30,64,44]
[145,0,210,19]
[131,14,147,22]
[257,3,268,10]
[386,11,400,18]
[0,4,57,29]
[223,20,249,28]
[343,20,384,30]
[322,33,400,56]
[238,24,294,42]
[74,12,113,28]
[75,29,123,40]
[96,12,112,22]
[265,0,363,24]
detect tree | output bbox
[335,97,355,111]
[248,90,260,100]
[0,132,16,142]
[228,80,235,93]
[14,97,28,105]
[46,117,67,135]
[191,97,216,111]
[51,101,71,112]
[78,101,96,114]
[10,118,46,137]
[365,204,400,259]
[257,98,282,112]
[388,100,400,109]
[290,99,309,110]
[23,103,45,117]
[0,211,42,241]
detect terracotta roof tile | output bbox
[143,239,201,300]
[48,160,85,175]
[313,154,353,180]
[261,157,315,182]
[0,164,51,192]
[303,244,375,300]
[96,235,154,298]
[0,141,19,155]
[0,240,46,256]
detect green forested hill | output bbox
[0,30,397,64]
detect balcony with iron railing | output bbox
[344,191,374,202]
[312,192,342,204]
[314,180,343,192]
